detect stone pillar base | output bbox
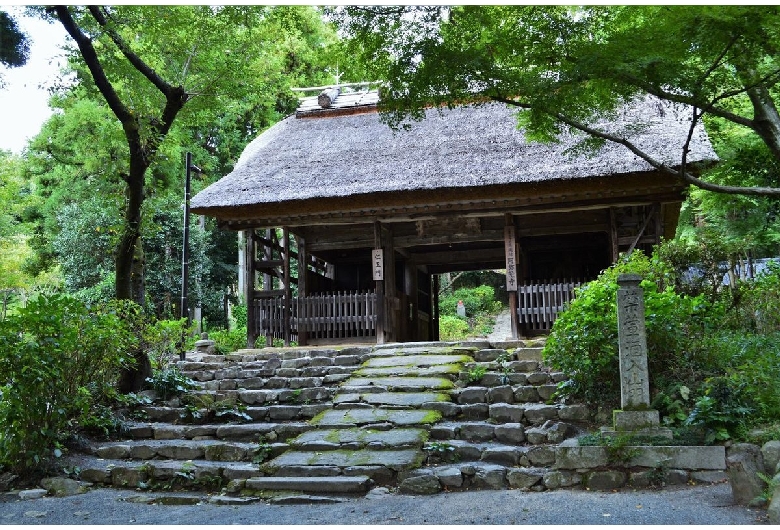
[600,409,673,439]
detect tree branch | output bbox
[88,6,176,98]
[52,6,134,129]
[551,111,780,197]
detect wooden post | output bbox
[263,229,272,347]
[383,225,396,343]
[296,234,308,346]
[404,259,418,341]
[282,227,291,347]
[373,221,385,344]
[244,229,257,348]
[505,213,520,340]
[609,207,619,263]
[432,274,440,341]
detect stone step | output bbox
[184,366,361,383]
[88,439,286,462]
[66,456,265,489]
[367,344,481,357]
[341,376,456,392]
[398,462,554,494]
[244,475,372,495]
[290,427,428,450]
[333,391,451,408]
[120,421,312,442]
[137,402,331,423]
[423,440,559,467]
[430,418,585,443]
[452,384,561,404]
[311,408,442,428]
[264,449,424,472]
[361,353,474,368]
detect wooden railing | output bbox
[253,291,377,343]
[517,279,582,332]
[297,291,377,341]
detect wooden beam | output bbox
[625,204,657,254]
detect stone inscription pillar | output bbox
[604,273,672,438]
[616,274,650,409]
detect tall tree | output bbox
[31,5,336,389]
[0,10,30,88]
[334,5,780,197]
[46,5,335,304]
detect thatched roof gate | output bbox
[191,88,717,347]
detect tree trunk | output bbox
[747,84,780,165]
[116,156,152,393]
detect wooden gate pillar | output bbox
[296,234,308,346]
[373,221,385,345]
[243,229,257,348]
[505,214,520,340]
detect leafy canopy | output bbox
[335,5,780,196]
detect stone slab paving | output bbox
[341,376,455,391]
[266,449,423,469]
[353,365,462,377]
[333,392,450,407]
[362,354,474,368]
[292,428,428,449]
[311,408,442,427]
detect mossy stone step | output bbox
[369,345,478,357]
[362,354,473,368]
[291,427,428,450]
[312,408,442,427]
[265,449,424,470]
[353,365,463,378]
[333,391,450,408]
[341,376,455,391]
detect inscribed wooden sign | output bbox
[372,249,384,280]
[504,226,517,292]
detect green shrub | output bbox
[542,250,721,407]
[143,318,192,370]
[210,326,248,354]
[439,285,502,317]
[439,315,469,341]
[231,304,248,328]
[145,367,196,401]
[0,295,136,475]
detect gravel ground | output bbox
[0,483,769,525]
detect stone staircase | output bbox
[67,338,599,502]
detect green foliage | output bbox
[337,6,780,196]
[545,240,780,442]
[145,367,196,401]
[439,285,501,318]
[684,376,753,444]
[543,250,681,404]
[210,326,248,355]
[438,314,469,341]
[462,365,487,385]
[143,318,191,370]
[423,441,458,463]
[438,285,502,340]
[0,294,135,474]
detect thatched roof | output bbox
[190,93,716,215]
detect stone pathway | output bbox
[56,339,729,503]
